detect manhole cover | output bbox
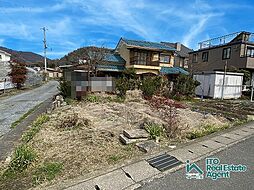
[146,153,182,171]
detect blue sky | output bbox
[0,0,254,59]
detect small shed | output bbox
[193,71,244,99]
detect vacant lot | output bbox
[1,92,251,189]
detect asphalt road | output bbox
[0,81,58,137]
[138,136,254,190]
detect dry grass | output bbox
[0,92,232,189]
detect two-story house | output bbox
[115,38,188,76]
[161,42,192,69]
[189,31,254,82]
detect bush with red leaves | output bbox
[149,96,187,109]
[148,96,187,138]
[8,60,27,89]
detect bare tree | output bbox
[81,46,110,91]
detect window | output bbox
[246,47,254,57]
[0,55,2,60]
[133,51,147,65]
[202,52,209,62]
[160,54,170,63]
[192,54,197,62]
[152,53,159,61]
[222,47,231,59]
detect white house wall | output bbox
[214,74,243,99]
[194,74,215,97]
[0,52,11,62]
[194,72,243,99]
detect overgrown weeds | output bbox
[84,94,101,103]
[22,114,50,143]
[3,145,36,178]
[149,96,186,138]
[107,154,122,163]
[186,124,230,140]
[33,162,63,185]
[144,122,164,140]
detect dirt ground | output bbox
[0,91,233,189]
[30,92,229,181]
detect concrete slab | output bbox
[122,160,160,182]
[241,127,254,134]
[169,148,199,162]
[245,125,254,129]
[123,129,149,139]
[136,140,159,153]
[119,134,147,145]
[198,139,225,150]
[231,129,251,137]
[211,135,235,145]
[65,180,95,190]
[221,133,243,140]
[93,169,135,190]
[185,144,213,155]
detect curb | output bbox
[0,98,53,161]
[44,122,254,190]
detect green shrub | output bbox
[33,162,63,184]
[3,145,36,177]
[58,77,71,98]
[115,77,130,98]
[115,68,141,98]
[84,94,100,103]
[144,122,164,139]
[108,154,122,163]
[173,74,200,99]
[141,76,162,98]
[22,114,49,143]
[186,124,229,140]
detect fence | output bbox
[65,70,115,98]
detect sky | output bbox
[0,0,254,59]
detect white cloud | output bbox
[0,0,252,58]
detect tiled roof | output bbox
[121,38,176,51]
[103,53,125,64]
[162,42,193,58]
[96,64,125,72]
[160,67,189,75]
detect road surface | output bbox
[138,136,254,190]
[0,81,58,137]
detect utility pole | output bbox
[221,60,228,100]
[41,27,48,73]
[251,74,254,102]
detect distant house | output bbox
[189,31,254,83]
[161,42,192,69]
[0,50,12,90]
[115,38,188,76]
[0,50,11,62]
[45,68,63,78]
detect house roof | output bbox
[120,38,176,51]
[162,42,193,58]
[160,66,189,75]
[103,53,125,64]
[0,49,11,56]
[96,64,125,72]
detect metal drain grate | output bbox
[146,153,182,171]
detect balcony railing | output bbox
[130,56,160,67]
